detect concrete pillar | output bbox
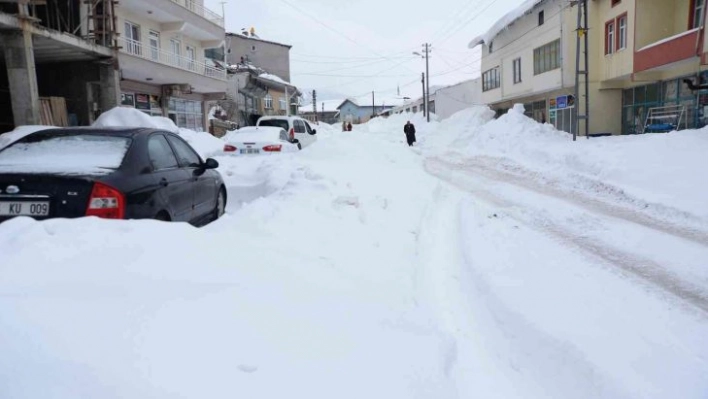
[2,30,40,126]
[99,62,120,112]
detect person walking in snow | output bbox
[403,120,416,146]
[342,120,347,132]
[347,122,352,132]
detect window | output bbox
[148,135,178,170]
[612,0,621,6]
[304,121,314,134]
[294,120,306,133]
[605,21,615,54]
[168,98,203,131]
[538,10,544,26]
[264,94,273,109]
[513,58,522,84]
[617,15,627,50]
[148,31,160,61]
[167,135,202,167]
[124,21,141,55]
[279,97,286,110]
[692,0,705,29]
[482,67,500,91]
[488,41,494,53]
[533,39,561,75]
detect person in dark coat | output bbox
[403,121,416,146]
[347,122,352,131]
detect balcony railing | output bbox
[119,37,226,80]
[170,0,224,27]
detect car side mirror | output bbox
[311,129,317,135]
[204,158,219,169]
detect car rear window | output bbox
[0,134,132,175]
[258,119,289,130]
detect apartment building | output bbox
[471,0,708,136]
[115,0,226,131]
[0,1,120,131]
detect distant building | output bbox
[380,78,482,120]
[337,99,395,124]
[300,100,341,124]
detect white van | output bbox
[256,116,318,150]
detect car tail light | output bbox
[289,128,295,140]
[262,144,282,152]
[224,144,237,152]
[86,182,125,219]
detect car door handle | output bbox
[159,178,169,187]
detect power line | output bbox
[438,0,502,45]
[430,0,489,43]
[275,0,420,75]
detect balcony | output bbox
[118,37,226,93]
[170,0,224,28]
[119,0,224,42]
[634,28,702,73]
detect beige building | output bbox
[114,0,227,131]
[471,0,708,136]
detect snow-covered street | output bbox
[1,108,707,398]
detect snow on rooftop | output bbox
[468,0,542,48]
[258,73,291,85]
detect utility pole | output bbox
[372,91,376,118]
[285,86,289,116]
[322,102,324,122]
[312,89,317,121]
[574,0,590,140]
[421,72,426,118]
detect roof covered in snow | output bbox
[468,0,543,48]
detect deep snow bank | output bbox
[418,104,708,222]
[93,107,224,158]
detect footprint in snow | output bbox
[238,364,258,373]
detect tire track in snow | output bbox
[429,156,708,247]
[425,158,708,316]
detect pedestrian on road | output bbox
[347,122,353,132]
[403,120,416,146]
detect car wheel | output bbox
[213,187,226,221]
[155,211,171,222]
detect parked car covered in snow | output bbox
[256,116,318,150]
[0,127,226,226]
[222,126,299,155]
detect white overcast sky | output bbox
[205,0,527,99]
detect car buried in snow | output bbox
[222,126,299,155]
[256,115,318,150]
[0,127,226,226]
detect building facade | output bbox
[471,0,708,136]
[114,0,226,131]
[226,31,292,81]
[337,99,394,124]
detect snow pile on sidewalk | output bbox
[93,107,224,159]
[423,104,708,222]
[0,125,57,150]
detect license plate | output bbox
[240,148,260,154]
[0,201,50,216]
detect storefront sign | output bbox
[121,93,135,107]
[556,95,568,109]
[135,93,150,110]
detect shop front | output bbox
[621,72,708,134]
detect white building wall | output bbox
[478,0,570,105]
[434,78,482,119]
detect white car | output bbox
[222,126,299,155]
[256,116,317,150]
